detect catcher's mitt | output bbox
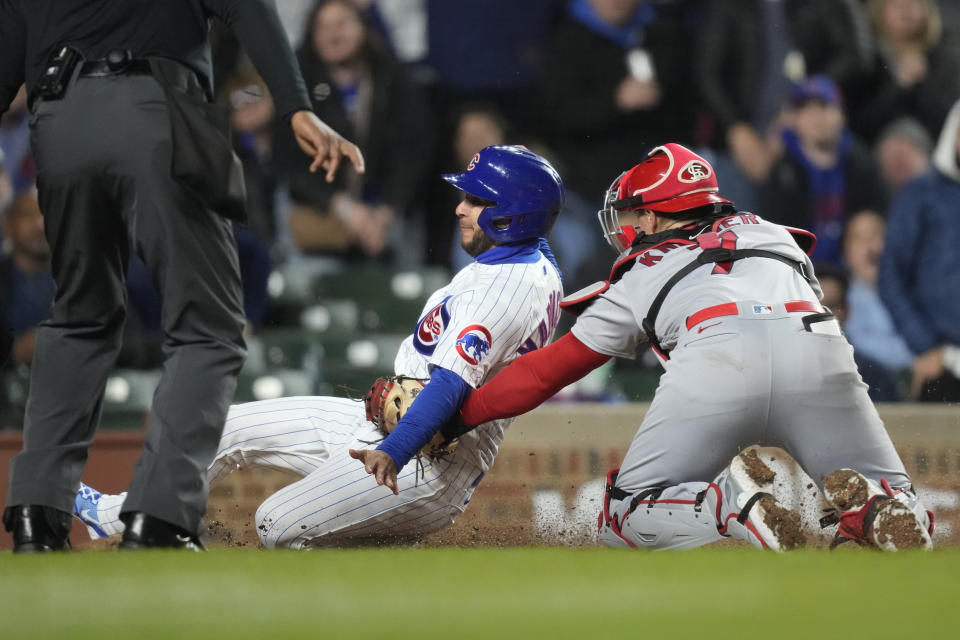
[363,375,457,459]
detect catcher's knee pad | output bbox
[598,469,721,551]
[823,468,932,551]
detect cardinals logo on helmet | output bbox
[455,325,492,366]
[678,160,712,184]
[413,298,451,356]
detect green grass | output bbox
[1,547,957,639]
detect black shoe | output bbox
[3,505,72,553]
[118,512,205,551]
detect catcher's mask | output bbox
[599,143,733,253]
[442,145,565,244]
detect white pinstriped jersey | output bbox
[78,251,564,548]
[394,253,563,472]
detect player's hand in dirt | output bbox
[349,448,399,495]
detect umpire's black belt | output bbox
[79,58,153,78]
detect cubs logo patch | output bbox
[413,298,451,356]
[467,153,480,171]
[455,325,492,366]
[678,160,712,183]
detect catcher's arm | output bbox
[460,332,610,425]
[350,367,471,493]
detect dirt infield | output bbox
[3,402,958,550]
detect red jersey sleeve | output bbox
[459,332,611,425]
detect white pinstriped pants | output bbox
[210,396,485,549]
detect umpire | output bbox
[0,0,364,552]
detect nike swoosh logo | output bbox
[698,322,722,334]
[79,509,109,538]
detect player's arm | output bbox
[350,335,610,493]
[460,332,611,425]
[350,367,470,494]
[376,367,469,468]
[455,277,637,428]
[877,187,938,355]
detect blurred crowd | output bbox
[2,0,960,424]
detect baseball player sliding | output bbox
[361,144,933,552]
[73,146,565,548]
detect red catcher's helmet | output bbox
[598,144,733,253]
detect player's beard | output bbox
[461,228,496,257]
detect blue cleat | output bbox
[74,482,109,539]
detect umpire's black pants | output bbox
[5,72,246,535]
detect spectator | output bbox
[0,86,34,197]
[0,189,155,424]
[878,96,960,402]
[848,0,960,144]
[0,151,11,221]
[539,0,693,198]
[419,0,562,269]
[695,0,870,212]
[761,76,886,266]
[814,261,901,402]
[275,0,317,47]
[0,188,52,367]
[277,0,433,262]
[225,64,281,245]
[357,0,430,78]
[841,210,913,380]
[874,116,933,195]
[126,226,273,339]
[426,0,563,133]
[1,317,9,369]
[941,0,960,38]
[426,102,600,287]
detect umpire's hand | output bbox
[349,448,399,495]
[290,110,365,182]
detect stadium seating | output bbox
[1,368,159,431]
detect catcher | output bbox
[71,145,565,548]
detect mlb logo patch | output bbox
[455,325,492,366]
[752,305,773,315]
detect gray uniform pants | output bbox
[616,308,910,494]
[5,73,246,534]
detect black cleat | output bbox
[119,512,205,551]
[3,505,72,553]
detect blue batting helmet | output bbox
[442,146,564,244]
